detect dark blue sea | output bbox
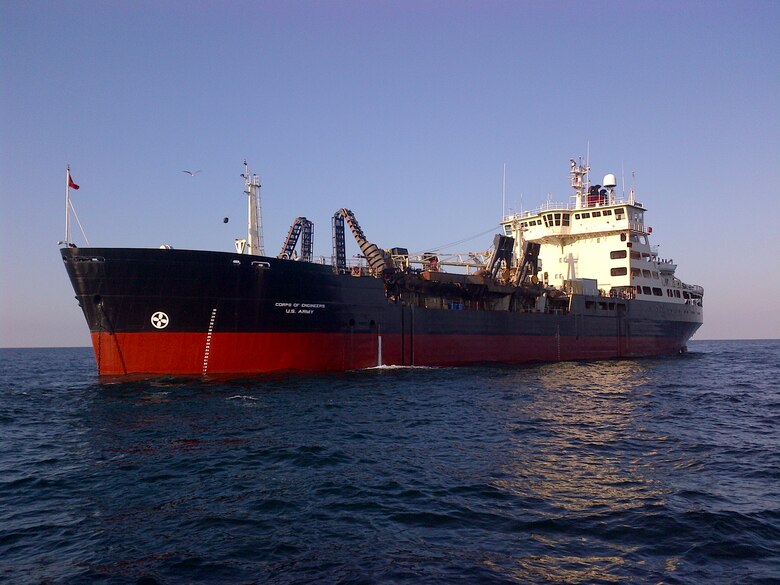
[1,340,778,584]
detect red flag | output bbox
[68,172,80,190]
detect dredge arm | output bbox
[278,217,314,262]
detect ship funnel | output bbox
[603,174,617,189]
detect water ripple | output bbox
[0,341,778,583]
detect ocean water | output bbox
[1,341,778,584]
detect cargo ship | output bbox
[60,159,703,376]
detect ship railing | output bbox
[607,286,636,300]
[314,253,491,274]
[313,255,366,268]
[503,196,645,221]
[401,252,490,270]
[670,277,703,296]
[504,202,572,220]
[682,283,704,296]
[313,255,368,265]
[533,201,572,214]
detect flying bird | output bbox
[181,170,201,176]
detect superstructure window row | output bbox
[574,209,615,220]
[517,219,542,228]
[542,213,571,227]
[635,286,664,296]
[636,269,661,279]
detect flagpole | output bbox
[65,165,71,244]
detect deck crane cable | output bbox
[410,225,500,255]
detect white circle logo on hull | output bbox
[151,311,170,329]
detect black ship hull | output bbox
[61,247,703,376]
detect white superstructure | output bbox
[501,159,703,307]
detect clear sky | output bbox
[1,0,778,347]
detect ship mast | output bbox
[570,158,590,209]
[241,160,264,256]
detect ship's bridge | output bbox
[497,161,700,307]
[502,200,646,244]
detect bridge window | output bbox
[592,211,602,217]
[611,250,627,259]
[581,213,591,218]
[562,214,570,226]
[643,286,652,295]
[611,267,627,276]
[653,287,663,296]
[603,209,612,216]
[631,268,641,277]
[554,213,561,226]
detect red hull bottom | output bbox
[91,331,687,377]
